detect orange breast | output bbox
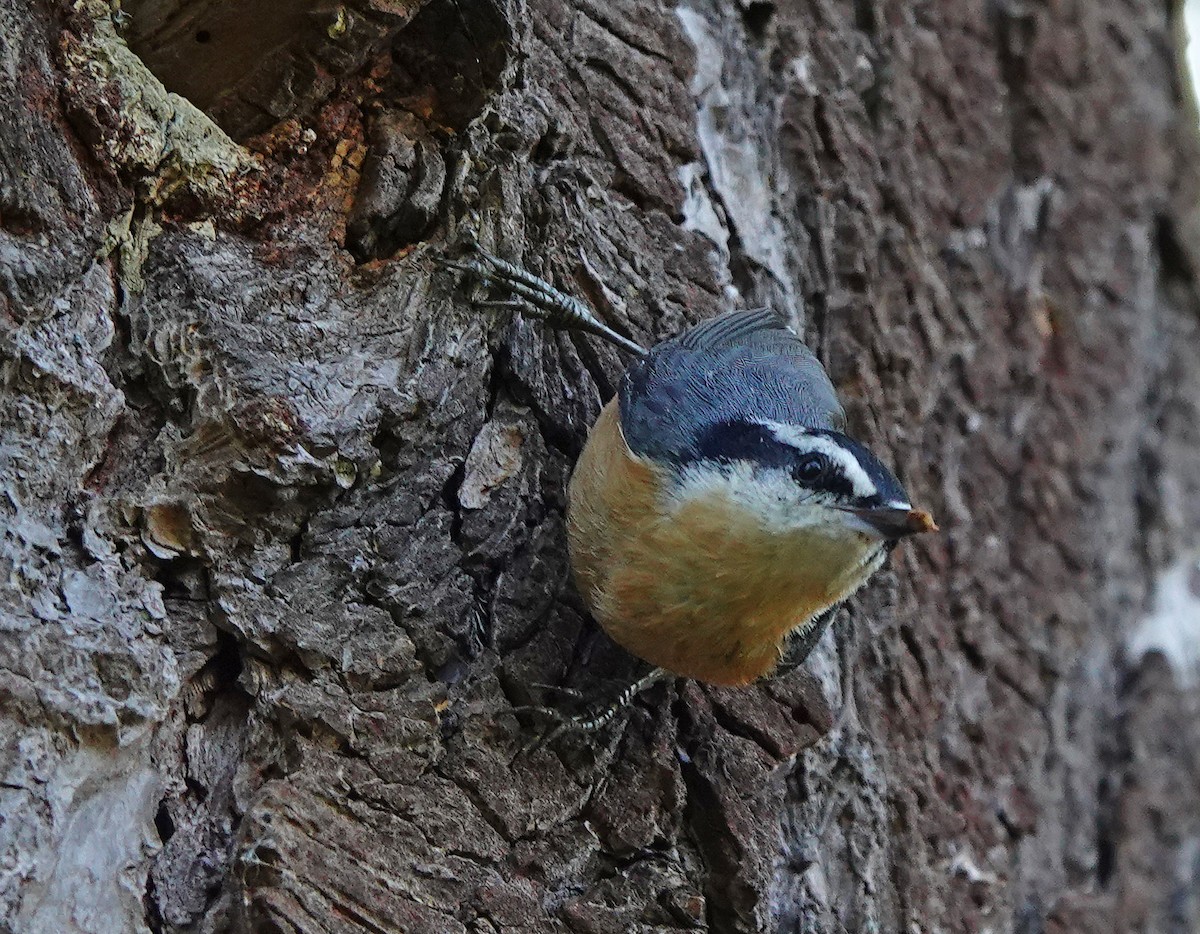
[567,400,661,611]
[567,401,878,686]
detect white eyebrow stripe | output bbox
[760,421,880,499]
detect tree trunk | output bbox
[4,0,1200,931]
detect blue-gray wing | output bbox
[618,309,845,463]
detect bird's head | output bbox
[662,418,936,597]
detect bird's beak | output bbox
[838,506,939,539]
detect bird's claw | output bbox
[512,704,578,756]
[511,667,672,755]
[436,245,646,356]
[527,681,588,701]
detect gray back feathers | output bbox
[619,309,846,464]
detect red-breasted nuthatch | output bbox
[441,248,936,705]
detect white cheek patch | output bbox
[761,421,880,500]
[667,462,864,535]
[668,462,800,528]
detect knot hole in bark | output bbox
[123,0,507,138]
[121,0,510,258]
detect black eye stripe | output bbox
[802,430,906,502]
[795,457,854,497]
[679,419,909,506]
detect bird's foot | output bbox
[435,245,646,355]
[514,667,671,754]
[774,605,842,678]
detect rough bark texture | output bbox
[4,0,1200,932]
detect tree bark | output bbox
[4,0,1200,931]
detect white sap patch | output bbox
[1187,0,1200,105]
[1127,552,1200,685]
[678,161,730,260]
[675,5,796,306]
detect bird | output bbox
[439,246,937,726]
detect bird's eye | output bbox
[793,454,828,485]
